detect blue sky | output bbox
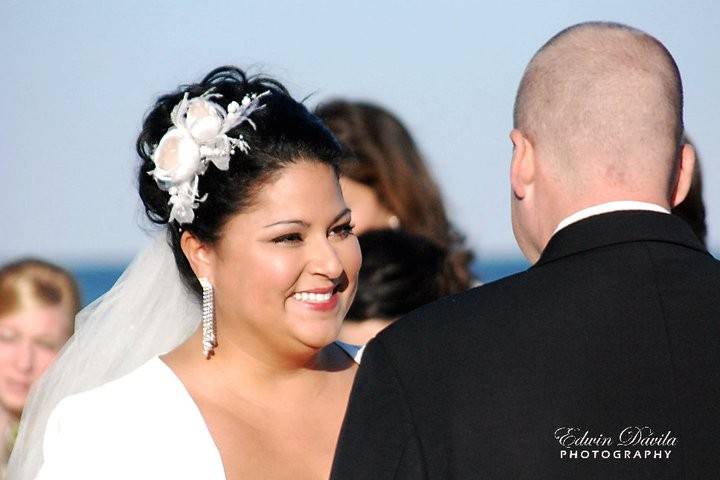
[2,0,719,263]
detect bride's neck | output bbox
[213,332,333,375]
[168,327,342,392]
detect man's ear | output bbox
[670,143,696,208]
[510,129,536,199]
[180,231,214,281]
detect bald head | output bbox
[514,22,683,192]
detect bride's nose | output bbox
[307,237,344,279]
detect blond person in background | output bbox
[0,260,79,476]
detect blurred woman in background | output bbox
[0,259,79,476]
[315,100,477,288]
[340,229,466,344]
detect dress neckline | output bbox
[150,357,228,479]
[151,340,362,479]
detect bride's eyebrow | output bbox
[263,219,309,229]
[262,208,352,229]
[332,208,352,224]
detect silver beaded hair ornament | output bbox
[150,88,268,358]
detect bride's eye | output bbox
[272,232,303,244]
[329,222,355,239]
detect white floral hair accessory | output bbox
[149,88,270,224]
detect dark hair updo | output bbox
[137,66,342,297]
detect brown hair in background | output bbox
[0,259,81,333]
[316,100,476,287]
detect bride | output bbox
[10,66,362,479]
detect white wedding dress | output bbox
[36,342,362,480]
[7,237,364,479]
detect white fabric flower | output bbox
[185,99,225,142]
[152,129,201,185]
[168,184,199,225]
[149,89,269,224]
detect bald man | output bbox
[331,22,720,479]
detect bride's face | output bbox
[205,160,361,356]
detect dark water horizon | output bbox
[70,258,530,307]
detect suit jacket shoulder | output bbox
[335,211,720,479]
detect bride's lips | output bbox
[291,286,340,312]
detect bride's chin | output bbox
[296,327,342,350]
[289,319,343,349]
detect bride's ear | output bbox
[180,231,214,280]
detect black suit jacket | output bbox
[331,211,720,479]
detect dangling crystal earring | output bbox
[198,277,217,358]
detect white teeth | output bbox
[293,291,333,303]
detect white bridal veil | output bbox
[8,235,201,479]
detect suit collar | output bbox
[534,210,707,267]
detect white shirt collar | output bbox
[553,201,670,235]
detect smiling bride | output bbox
[9,66,363,480]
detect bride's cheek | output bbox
[262,251,304,293]
[344,237,363,284]
[337,239,362,312]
